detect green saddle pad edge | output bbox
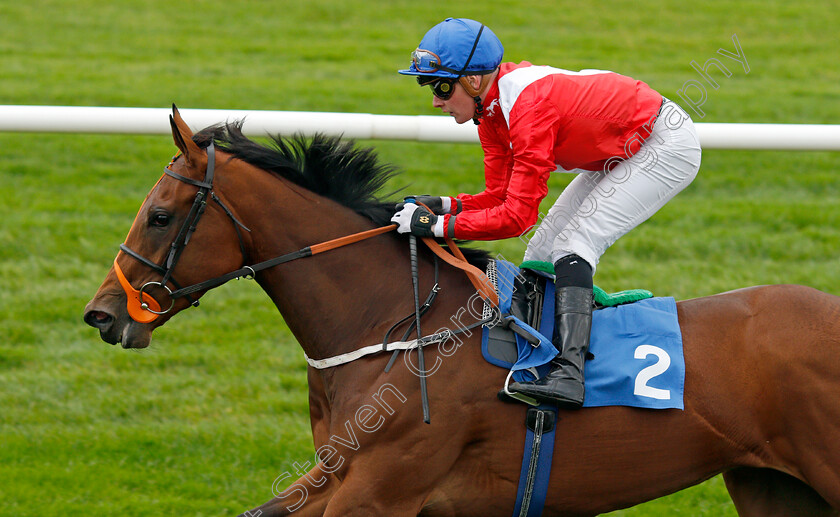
[518,260,653,308]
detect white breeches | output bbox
[523,99,702,272]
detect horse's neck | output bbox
[231,173,415,360]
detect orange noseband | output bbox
[113,259,162,323]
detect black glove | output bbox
[390,203,439,237]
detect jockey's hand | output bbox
[391,203,442,237]
[395,195,452,215]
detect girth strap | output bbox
[513,405,558,517]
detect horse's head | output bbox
[83,106,248,348]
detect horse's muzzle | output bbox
[83,308,120,345]
[84,309,114,331]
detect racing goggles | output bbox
[417,76,458,100]
[410,49,462,75]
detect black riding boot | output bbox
[509,258,593,408]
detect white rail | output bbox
[1,105,838,150]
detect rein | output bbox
[423,236,498,305]
[116,144,499,424]
[115,143,497,326]
[168,224,397,299]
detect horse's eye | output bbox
[150,213,170,227]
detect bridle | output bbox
[112,138,501,422]
[114,141,399,324]
[115,141,251,323]
[114,141,498,326]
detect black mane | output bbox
[193,122,491,269]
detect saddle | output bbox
[485,266,550,369]
[482,260,681,517]
[485,260,653,377]
[482,260,684,410]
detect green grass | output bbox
[1,0,838,515]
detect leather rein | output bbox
[115,142,498,325]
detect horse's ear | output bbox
[169,104,203,166]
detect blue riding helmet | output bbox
[399,18,504,80]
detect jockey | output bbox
[391,18,702,408]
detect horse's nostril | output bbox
[84,310,114,329]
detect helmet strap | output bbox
[472,96,484,125]
[458,73,495,125]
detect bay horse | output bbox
[84,107,840,516]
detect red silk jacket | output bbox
[444,61,662,240]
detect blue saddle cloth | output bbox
[483,260,685,410]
